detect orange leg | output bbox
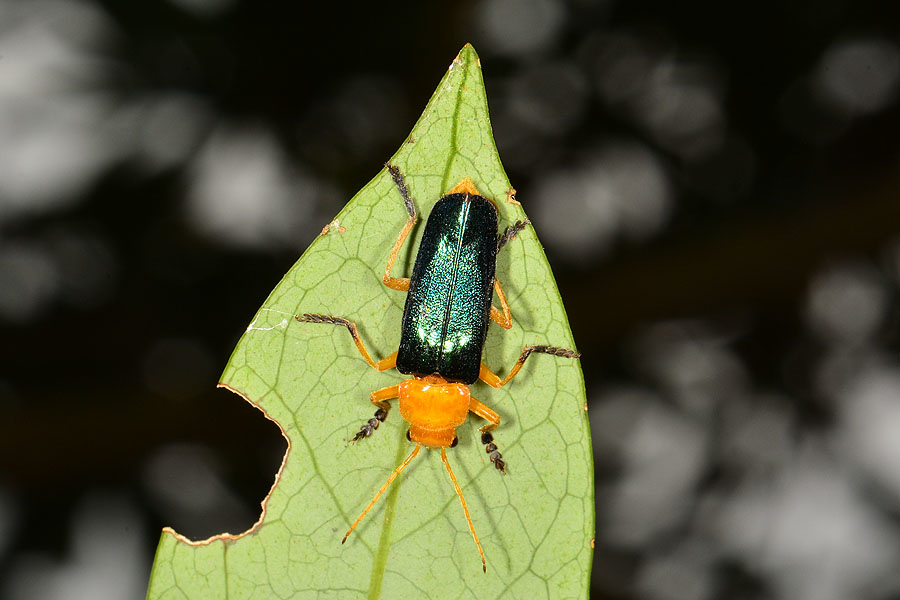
[296,313,401,442]
[343,443,421,543]
[469,397,501,434]
[350,384,400,442]
[370,383,399,410]
[470,397,506,474]
[491,218,531,328]
[489,278,513,329]
[383,163,416,292]
[479,345,581,389]
[440,448,487,573]
[295,314,397,372]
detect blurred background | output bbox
[1,0,900,598]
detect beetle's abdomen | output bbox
[397,193,498,384]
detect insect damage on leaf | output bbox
[147,43,592,600]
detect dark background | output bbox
[2,0,900,598]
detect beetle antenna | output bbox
[440,448,487,573]
[343,443,421,544]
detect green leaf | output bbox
[147,44,592,600]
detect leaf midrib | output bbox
[368,56,470,599]
[368,427,414,599]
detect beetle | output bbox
[296,164,580,572]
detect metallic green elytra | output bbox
[291,165,581,572]
[396,192,499,384]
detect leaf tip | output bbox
[457,43,481,66]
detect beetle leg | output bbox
[492,219,530,327]
[295,314,398,371]
[489,278,513,329]
[383,163,416,292]
[370,383,399,409]
[478,345,581,389]
[497,219,530,251]
[469,397,506,474]
[350,384,399,442]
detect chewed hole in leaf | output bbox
[147,44,590,600]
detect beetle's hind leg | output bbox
[497,219,530,251]
[479,345,581,389]
[350,384,399,442]
[489,278,513,329]
[383,163,417,292]
[469,397,506,474]
[488,220,531,330]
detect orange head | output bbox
[398,375,470,449]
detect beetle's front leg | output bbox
[469,397,506,474]
[350,384,399,442]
